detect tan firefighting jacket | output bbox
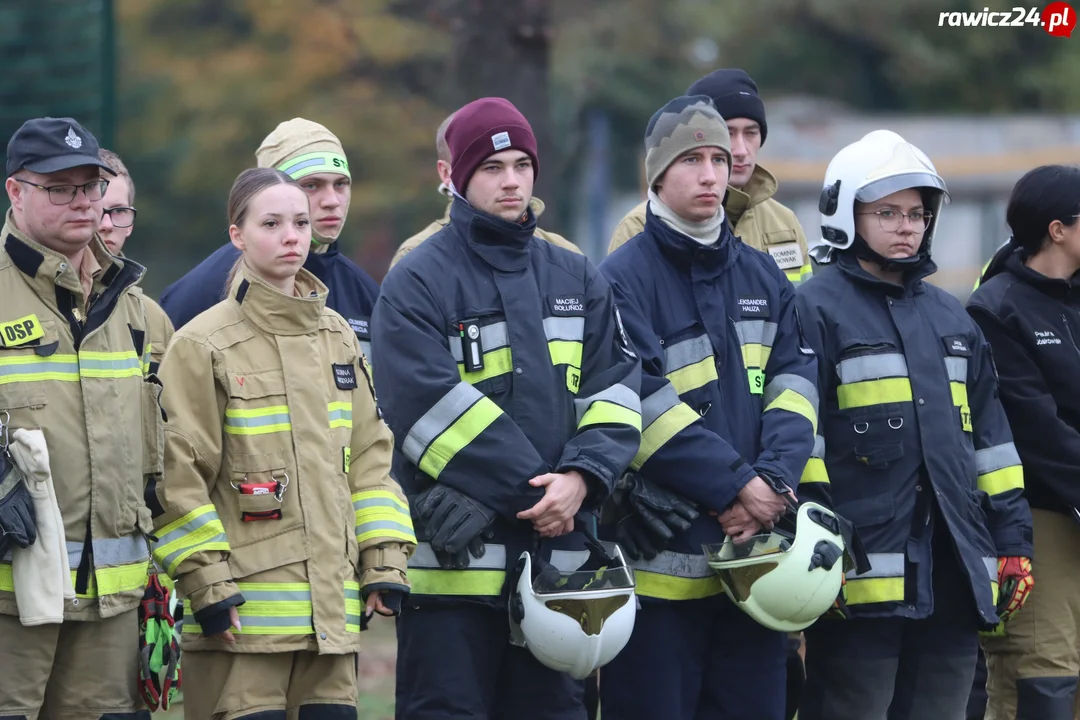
[607,164,814,286]
[152,264,415,654]
[390,192,581,269]
[0,211,159,621]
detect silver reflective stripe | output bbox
[976,442,1022,475]
[153,510,219,551]
[359,340,372,362]
[234,615,313,628]
[983,556,998,582]
[574,383,641,424]
[811,434,826,459]
[665,336,713,372]
[2,540,83,567]
[407,542,507,570]
[630,550,714,579]
[240,588,311,602]
[79,356,141,373]
[641,384,681,428]
[945,357,968,384]
[544,316,585,342]
[763,373,819,412]
[328,407,352,425]
[345,585,361,600]
[734,320,778,347]
[846,552,904,579]
[550,549,592,572]
[93,535,149,567]
[281,156,328,175]
[402,382,485,465]
[836,353,909,384]
[356,519,415,536]
[448,322,509,362]
[0,360,79,379]
[224,411,290,430]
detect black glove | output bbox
[0,451,37,558]
[412,485,496,570]
[609,474,699,561]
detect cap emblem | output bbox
[64,127,82,149]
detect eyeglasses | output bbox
[15,179,109,206]
[102,206,137,228]
[856,208,933,234]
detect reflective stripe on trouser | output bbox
[406,542,596,596]
[0,609,145,719]
[1,535,149,598]
[983,509,1080,720]
[843,552,998,606]
[181,649,357,720]
[629,551,724,601]
[181,582,363,635]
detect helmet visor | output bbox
[532,564,635,595]
[855,172,948,204]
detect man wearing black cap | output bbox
[608,69,814,288]
[0,117,159,718]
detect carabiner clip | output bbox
[273,471,290,502]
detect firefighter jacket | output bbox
[160,240,379,360]
[370,197,642,608]
[598,205,824,602]
[607,165,814,286]
[967,248,1080,518]
[152,265,415,654]
[133,290,173,375]
[796,252,1033,626]
[389,193,581,270]
[0,213,159,621]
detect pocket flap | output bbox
[230,450,288,474]
[834,493,896,528]
[853,440,905,467]
[228,369,286,400]
[227,525,309,580]
[764,229,798,245]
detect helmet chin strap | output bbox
[850,233,929,275]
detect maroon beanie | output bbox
[446,97,539,194]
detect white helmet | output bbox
[815,129,949,262]
[703,502,855,633]
[509,538,637,680]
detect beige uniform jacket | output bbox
[152,265,415,654]
[0,212,159,620]
[608,165,814,286]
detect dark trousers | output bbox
[599,593,787,720]
[395,603,585,720]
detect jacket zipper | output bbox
[1061,313,1080,363]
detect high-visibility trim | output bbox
[345,581,363,633]
[631,385,699,470]
[78,350,143,379]
[278,151,351,180]
[458,347,513,384]
[407,542,508,596]
[785,264,814,286]
[665,335,718,395]
[328,401,353,429]
[544,316,585,344]
[800,435,830,484]
[182,581,361,635]
[224,405,292,435]
[843,552,905,605]
[763,373,819,432]
[1,538,147,598]
[142,342,152,375]
[667,358,718,395]
[630,551,725,600]
[740,344,773,373]
[975,442,1024,496]
[836,353,908,385]
[152,505,231,576]
[402,382,503,480]
[945,357,968,384]
[734,321,778,370]
[547,341,583,370]
[96,560,150,596]
[837,378,913,410]
[950,382,969,408]
[93,535,150,567]
[0,353,80,384]
[449,322,509,362]
[352,490,417,545]
[358,339,372,364]
[574,383,642,430]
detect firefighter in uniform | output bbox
[596,95,824,720]
[151,167,415,719]
[160,119,379,361]
[0,118,160,719]
[371,97,642,720]
[795,130,1033,720]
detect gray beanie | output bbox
[644,95,732,189]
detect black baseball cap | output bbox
[6,117,116,178]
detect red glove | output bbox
[996,556,1033,622]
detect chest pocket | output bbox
[0,318,66,410]
[449,312,511,395]
[942,335,973,433]
[662,322,717,397]
[835,342,911,468]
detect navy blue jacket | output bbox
[371,198,642,606]
[160,241,379,356]
[796,252,1032,626]
[599,206,824,601]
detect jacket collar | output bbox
[645,203,739,278]
[2,210,142,305]
[440,194,550,229]
[836,250,937,297]
[1005,249,1080,300]
[229,263,327,336]
[449,196,538,272]
[725,164,778,227]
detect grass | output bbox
[157,616,398,719]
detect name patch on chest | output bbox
[738,296,770,318]
[0,314,44,347]
[550,295,585,316]
[347,317,370,338]
[767,242,804,271]
[942,335,971,357]
[333,363,358,390]
[1035,329,1062,346]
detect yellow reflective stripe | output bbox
[328,401,353,429]
[152,505,231,576]
[78,350,143,379]
[345,580,362,633]
[843,576,905,605]
[666,357,717,395]
[785,263,813,284]
[408,568,506,596]
[764,388,818,433]
[634,570,725,600]
[418,396,502,479]
[0,353,80,384]
[578,400,642,432]
[978,466,1024,496]
[951,382,968,408]
[631,402,699,471]
[800,457,829,484]
[224,405,292,435]
[740,343,772,370]
[458,347,513,384]
[95,561,150,596]
[836,378,913,410]
[548,340,583,370]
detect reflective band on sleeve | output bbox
[352,490,417,545]
[800,435,830,484]
[836,378,913,410]
[631,384,698,470]
[402,382,503,480]
[345,581,363,633]
[975,442,1024,496]
[224,405,292,435]
[763,373,819,432]
[665,336,717,395]
[0,354,80,384]
[328,401,353,429]
[574,383,641,430]
[843,552,905,605]
[278,151,350,180]
[152,505,231,576]
[630,551,725,600]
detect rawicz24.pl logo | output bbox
[938,2,1076,36]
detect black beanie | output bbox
[687,69,768,145]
